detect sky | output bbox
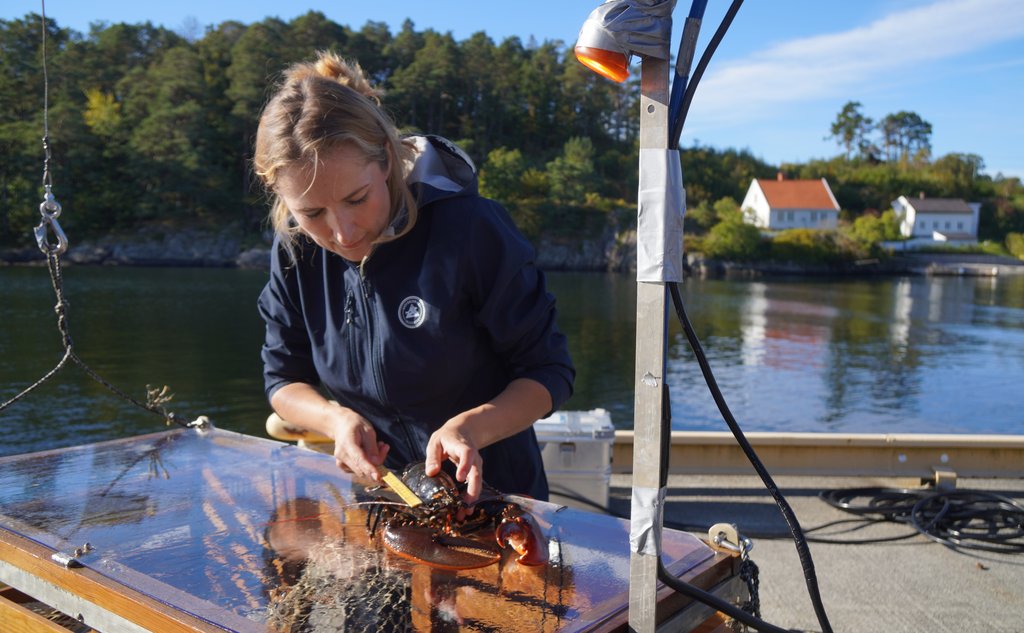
[7,0,1024,179]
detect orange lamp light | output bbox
[574,45,630,83]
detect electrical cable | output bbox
[670,0,744,145]
[656,556,792,633]
[668,284,835,633]
[656,1,835,630]
[821,487,1024,554]
[666,0,708,141]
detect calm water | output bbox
[2,266,1023,458]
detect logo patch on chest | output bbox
[398,296,427,329]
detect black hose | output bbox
[821,487,1024,554]
[669,283,836,633]
[656,557,796,633]
[660,1,836,629]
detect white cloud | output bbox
[688,0,1024,127]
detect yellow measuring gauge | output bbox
[378,466,423,507]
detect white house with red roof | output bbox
[891,194,980,244]
[740,174,840,231]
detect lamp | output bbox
[574,0,676,83]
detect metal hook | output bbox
[34,189,68,255]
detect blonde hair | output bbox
[254,51,417,250]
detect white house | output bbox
[891,195,980,244]
[740,175,840,230]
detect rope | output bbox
[41,0,52,193]
[821,487,1024,554]
[0,249,192,427]
[0,7,201,431]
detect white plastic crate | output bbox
[535,409,614,511]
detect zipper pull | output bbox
[345,293,355,325]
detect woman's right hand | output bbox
[270,383,389,483]
[325,407,390,482]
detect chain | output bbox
[738,540,761,620]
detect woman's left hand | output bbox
[425,417,484,502]
[425,379,553,504]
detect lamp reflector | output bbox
[574,45,629,83]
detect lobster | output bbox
[366,462,548,571]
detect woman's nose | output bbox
[326,207,356,242]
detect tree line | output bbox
[1,12,1021,258]
[0,11,637,246]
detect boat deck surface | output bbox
[597,473,1024,633]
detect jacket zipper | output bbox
[359,253,420,461]
[358,261,387,405]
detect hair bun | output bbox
[311,51,382,104]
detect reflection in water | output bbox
[739,281,834,371]
[552,274,1024,435]
[0,430,713,632]
[2,268,1023,456]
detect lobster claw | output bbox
[495,506,548,566]
[383,525,501,571]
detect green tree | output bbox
[828,101,873,159]
[931,153,983,199]
[771,229,843,265]
[518,42,562,152]
[479,147,526,203]
[701,214,763,260]
[1006,232,1024,259]
[455,32,499,152]
[680,144,772,207]
[344,21,393,83]
[685,200,716,233]
[847,210,901,254]
[122,46,218,219]
[388,30,460,135]
[383,19,423,71]
[557,51,618,145]
[226,18,288,123]
[546,137,597,204]
[880,110,932,164]
[285,11,346,62]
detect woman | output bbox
[255,51,574,502]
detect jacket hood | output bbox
[404,135,478,207]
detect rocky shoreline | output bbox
[1,224,638,272]
[4,225,1022,277]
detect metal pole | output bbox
[628,54,671,633]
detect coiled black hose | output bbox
[821,487,1024,554]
